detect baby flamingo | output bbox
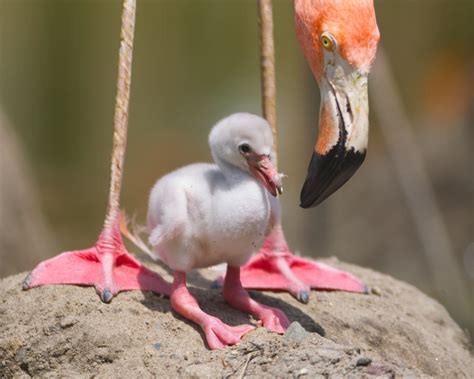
[145,113,289,350]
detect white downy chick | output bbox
[146,112,282,272]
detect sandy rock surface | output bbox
[1,258,473,378]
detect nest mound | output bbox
[1,258,472,378]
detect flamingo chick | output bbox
[147,113,289,350]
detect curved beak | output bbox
[300,72,369,208]
[248,155,283,197]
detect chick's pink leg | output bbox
[23,218,171,302]
[223,266,289,333]
[216,224,366,303]
[171,271,254,350]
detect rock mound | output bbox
[1,258,472,377]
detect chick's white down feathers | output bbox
[146,113,280,272]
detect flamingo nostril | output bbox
[345,95,353,122]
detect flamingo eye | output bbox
[321,33,335,51]
[239,143,252,154]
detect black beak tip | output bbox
[299,148,366,208]
[299,179,324,208]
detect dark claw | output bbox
[210,280,222,289]
[297,290,310,304]
[22,273,32,290]
[100,288,113,303]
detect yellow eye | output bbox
[320,33,334,51]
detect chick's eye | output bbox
[321,33,335,51]
[239,143,251,154]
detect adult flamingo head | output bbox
[295,0,380,208]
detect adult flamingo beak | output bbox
[300,70,369,208]
[248,154,283,197]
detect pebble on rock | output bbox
[356,357,372,367]
[153,343,161,351]
[283,321,309,343]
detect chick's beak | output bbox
[300,72,369,208]
[248,155,283,197]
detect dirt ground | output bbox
[1,257,473,378]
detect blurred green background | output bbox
[0,0,472,334]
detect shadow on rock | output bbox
[140,290,170,314]
[139,280,325,351]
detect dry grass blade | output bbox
[119,211,153,256]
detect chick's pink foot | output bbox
[255,307,288,333]
[201,318,255,350]
[23,220,171,302]
[171,271,254,350]
[224,266,290,334]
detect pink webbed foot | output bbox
[239,252,367,302]
[23,219,171,302]
[202,317,255,350]
[254,305,289,333]
[171,271,254,350]
[215,226,367,303]
[223,266,290,334]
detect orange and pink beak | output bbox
[247,154,282,197]
[300,72,370,208]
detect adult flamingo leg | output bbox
[23,216,171,302]
[219,0,378,304]
[217,225,367,304]
[23,0,170,302]
[171,272,254,350]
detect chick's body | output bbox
[147,114,277,272]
